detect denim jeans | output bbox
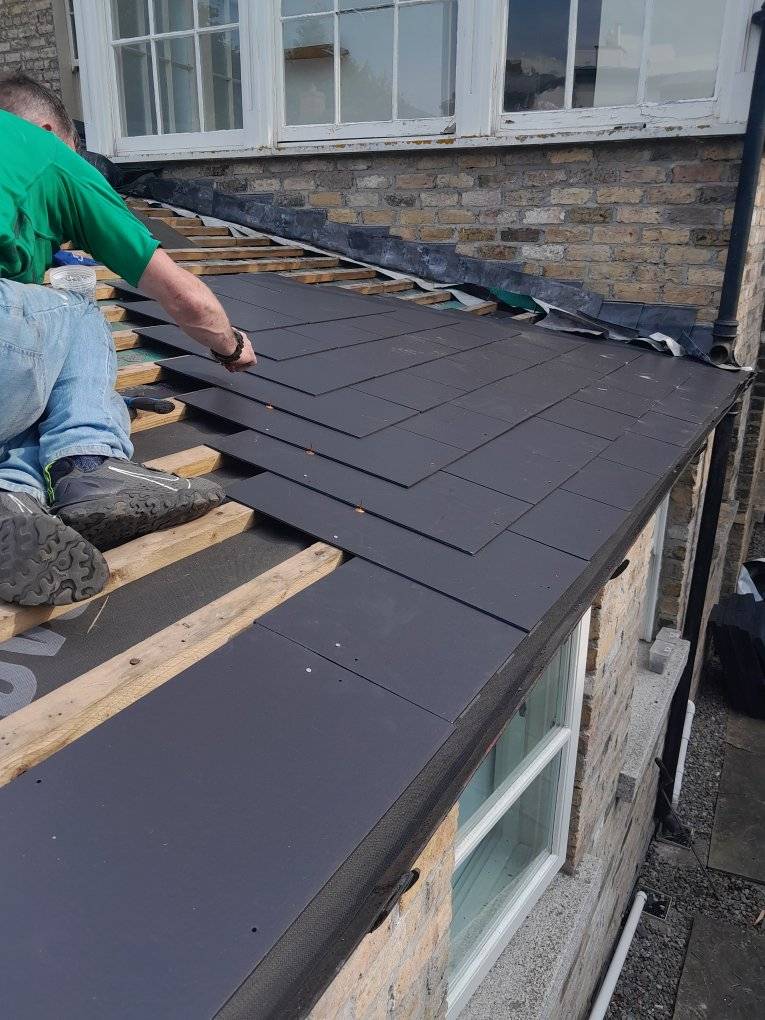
[0,279,132,502]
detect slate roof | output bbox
[0,274,746,1020]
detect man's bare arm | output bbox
[137,249,256,372]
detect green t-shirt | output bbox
[0,111,159,287]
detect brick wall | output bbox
[308,807,456,1020]
[567,519,657,869]
[162,136,741,325]
[0,0,61,96]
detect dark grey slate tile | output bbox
[0,625,450,1020]
[260,558,524,721]
[627,411,699,447]
[601,432,681,476]
[510,489,629,560]
[353,370,465,411]
[575,383,656,418]
[218,430,526,551]
[446,437,578,503]
[398,404,511,451]
[540,397,637,439]
[455,362,594,422]
[411,343,534,390]
[562,457,658,511]
[499,418,609,469]
[234,473,586,630]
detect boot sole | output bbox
[0,514,109,607]
[56,482,225,552]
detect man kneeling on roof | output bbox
[0,73,257,608]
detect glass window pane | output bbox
[111,0,150,39]
[504,0,569,112]
[115,42,157,135]
[283,16,335,125]
[458,641,569,831]
[339,0,388,8]
[199,29,242,130]
[339,8,393,123]
[198,0,239,27]
[452,753,562,974]
[573,0,646,109]
[398,1,457,119]
[645,0,726,103]
[157,35,199,133]
[282,0,332,15]
[153,0,193,33]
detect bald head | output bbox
[0,71,78,149]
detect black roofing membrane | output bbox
[0,274,746,1020]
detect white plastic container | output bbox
[48,264,98,302]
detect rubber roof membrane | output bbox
[0,273,747,1020]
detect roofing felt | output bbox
[0,274,747,1020]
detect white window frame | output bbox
[75,0,759,161]
[277,0,457,143]
[641,493,670,643]
[447,609,591,1018]
[66,0,79,69]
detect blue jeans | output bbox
[0,280,132,502]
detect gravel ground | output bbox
[605,664,764,1019]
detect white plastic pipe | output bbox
[671,700,696,808]
[588,891,647,1020]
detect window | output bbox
[109,0,243,138]
[66,0,80,68]
[501,0,729,122]
[447,610,590,1016]
[75,0,753,159]
[641,493,670,643]
[279,0,458,139]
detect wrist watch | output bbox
[212,327,246,366]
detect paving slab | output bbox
[709,729,765,884]
[673,915,765,1020]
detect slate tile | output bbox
[161,355,416,437]
[651,392,719,424]
[218,430,526,551]
[540,397,637,439]
[407,324,518,353]
[251,333,455,395]
[456,361,594,422]
[562,457,658,511]
[575,383,655,418]
[398,403,511,451]
[601,432,681,476]
[603,356,690,398]
[558,343,641,376]
[443,440,579,504]
[514,326,587,354]
[627,411,699,448]
[411,343,534,390]
[353,370,464,411]
[500,418,609,469]
[510,489,629,560]
[259,558,524,721]
[0,625,450,1020]
[235,473,586,630]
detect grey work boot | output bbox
[51,457,225,552]
[0,491,109,606]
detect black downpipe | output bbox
[656,411,736,824]
[710,2,765,364]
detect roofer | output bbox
[0,73,257,608]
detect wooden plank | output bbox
[180,256,339,276]
[115,362,163,391]
[469,301,499,316]
[185,235,270,248]
[397,289,452,305]
[282,267,376,284]
[336,278,411,295]
[167,245,304,262]
[102,304,129,322]
[130,399,187,433]
[0,501,256,643]
[144,444,223,477]
[175,224,232,237]
[95,284,118,301]
[113,331,142,351]
[0,542,344,786]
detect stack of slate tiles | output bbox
[0,272,746,1020]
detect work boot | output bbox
[51,457,225,551]
[0,491,109,606]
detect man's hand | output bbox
[211,328,257,373]
[138,250,256,370]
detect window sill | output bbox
[617,630,690,804]
[107,117,746,163]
